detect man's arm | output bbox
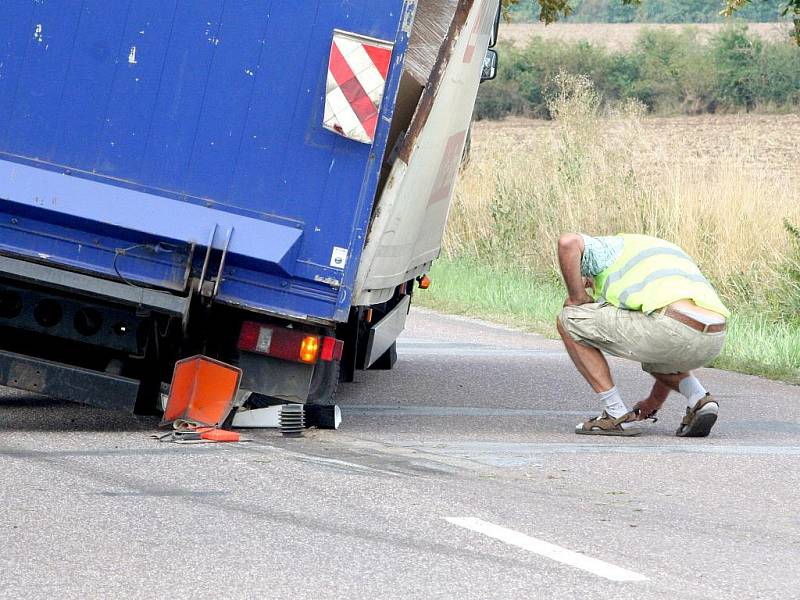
[558,233,593,306]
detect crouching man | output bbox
[556,233,729,437]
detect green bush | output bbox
[475,25,800,119]
[757,41,800,105]
[710,25,763,108]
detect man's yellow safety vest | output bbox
[591,234,730,317]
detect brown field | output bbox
[499,21,794,50]
[472,113,800,184]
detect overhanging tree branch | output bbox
[500,0,800,43]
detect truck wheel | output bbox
[368,341,397,370]
[307,359,340,406]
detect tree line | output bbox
[476,25,800,119]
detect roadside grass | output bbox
[414,259,562,335]
[416,259,800,384]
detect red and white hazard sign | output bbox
[324,30,393,145]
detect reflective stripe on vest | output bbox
[599,246,692,300]
[617,270,710,306]
[592,234,729,316]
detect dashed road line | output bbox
[445,517,648,582]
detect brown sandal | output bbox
[576,411,642,436]
[676,394,719,438]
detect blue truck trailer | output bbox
[0,0,500,429]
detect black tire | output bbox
[307,359,340,406]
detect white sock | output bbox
[598,386,628,418]
[678,375,707,408]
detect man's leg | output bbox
[556,317,631,420]
[652,372,688,392]
[637,371,717,434]
[650,372,709,409]
[556,317,613,392]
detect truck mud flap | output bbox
[0,349,139,412]
[363,295,411,369]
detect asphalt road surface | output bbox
[1,307,798,600]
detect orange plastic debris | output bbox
[161,355,242,428]
[200,429,241,443]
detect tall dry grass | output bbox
[446,73,800,316]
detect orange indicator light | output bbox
[299,335,320,363]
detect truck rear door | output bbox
[0,0,412,322]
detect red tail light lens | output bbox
[238,322,333,364]
[321,336,344,362]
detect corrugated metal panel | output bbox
[0,0,415,322]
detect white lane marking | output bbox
[445,517,648,582]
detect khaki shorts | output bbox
[559,303,726,374]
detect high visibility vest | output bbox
[592,234,730,317]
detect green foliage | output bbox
[474,25,800,119]
[506,0,793,23]
[710,25,763,108]
[630,28,717,113]
[755,36,800,103]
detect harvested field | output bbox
[499,21,794,50]
[473,114,800,184]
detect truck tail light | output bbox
[321,336,344,362]
[299,336,320,364]
[238,322,342,364]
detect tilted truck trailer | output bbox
[0,0,500,431]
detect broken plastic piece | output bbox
[161,355,242,428]
[200,428,241,443]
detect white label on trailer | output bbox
[256,328,273,354]
[330,246,348,269]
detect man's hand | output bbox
[634,397,667,420]
[563,292,593,307]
